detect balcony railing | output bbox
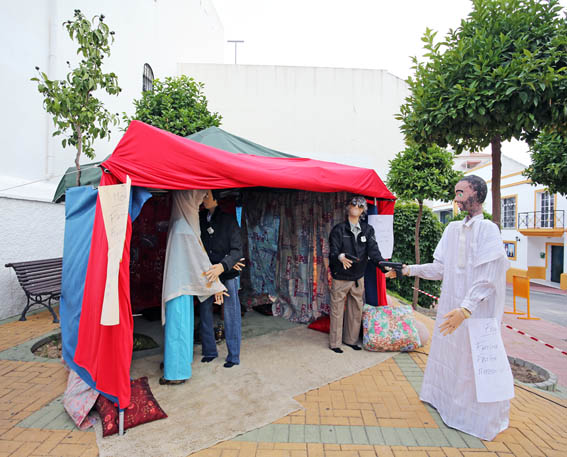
[518,210,565,230]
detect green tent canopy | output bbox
[53,160,107,203]
[52,127,297,202]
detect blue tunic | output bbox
[163,295,194,381]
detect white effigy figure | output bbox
[387,175,512,441]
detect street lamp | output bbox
[227,40,244,64]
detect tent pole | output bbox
[119,409,124,436]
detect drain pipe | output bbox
[45,0,58,180]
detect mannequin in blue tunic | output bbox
[161,190,226,385]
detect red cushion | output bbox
[308,315,330,333]
[95,394,119,437]
[95,377,167,437]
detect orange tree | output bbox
[398,0,567,226]
[524,131,567,196]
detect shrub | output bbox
[387,202,444,307]
[124,75,221,137]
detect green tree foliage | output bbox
[124,75,222,137]
[398,0,567,226]
[31,10,121,185]
[448,210,492,222]
[524,131,567,195]
[387,144,462,306]
[387,202,444,308]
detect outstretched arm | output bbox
[407,261,444,281]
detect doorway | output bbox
[550,245,564,283]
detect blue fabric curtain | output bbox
[60,186,151,403]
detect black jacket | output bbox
[199,208,243,282]
[329,219,386,281]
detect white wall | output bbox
[0,198,65,320]
[1,0,224,200]
[177,63,408,176]
[0,0,224,318]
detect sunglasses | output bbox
[351,202,366,208]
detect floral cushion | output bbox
[95,377,167,437]
[362,304,421,352]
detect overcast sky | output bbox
[212,0,567,165]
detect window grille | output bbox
[539,192,554,228]
[142,63,154,92]
[501,197,516,229]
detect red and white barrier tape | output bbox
[412,288,567,357]
[503,324,567,357]
[412,287,439,304]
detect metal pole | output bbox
[227,40,244,64]
[119,409,124,436]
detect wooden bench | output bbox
[5,258,62,323]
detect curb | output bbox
[508,355,558,391]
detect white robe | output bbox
[409,214,512,441]
[161,189,226,324]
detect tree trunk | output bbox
[75,127,82,187]
[412,200,423,309]
[491,136,502,228]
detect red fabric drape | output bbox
[102,121,395,200]
[74,173,134,408]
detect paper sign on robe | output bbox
[368,214,393,259]
[98,176,131,326]
[468,318,514,403]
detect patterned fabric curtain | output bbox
[242,191,281,297]
[241,190,350,323]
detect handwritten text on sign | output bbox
[468,318,514,403]
[99,176,131,326]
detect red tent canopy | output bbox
[74,121,395,408]
[100,121,396,199]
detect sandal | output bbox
[159,376,186,385]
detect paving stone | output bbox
[349,426,369,445]
[320,425,337,443]
[424,428,451,447]
[17,397,65,429]
[47,410,75,430]
[410,427,435,446]
[440,428,468,448]
[288,425,305,443]
[304,425,321,443]
[256,424,276,442]
[233,428,259,441]
[397,428,418,446]
[334,425,352,444]
[365,427,384,445]
[423,405,446,428]
[458,431,485,448]
[273,424,289,442]
[381,427,403,446]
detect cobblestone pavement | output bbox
[1,308,566,457]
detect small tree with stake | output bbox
[387,144,462,308]
[32,10,121,186]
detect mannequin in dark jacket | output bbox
[328,195,387,353]
[200,190,244,368]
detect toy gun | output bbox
[344,253,359,262]
[378,261,404,278]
